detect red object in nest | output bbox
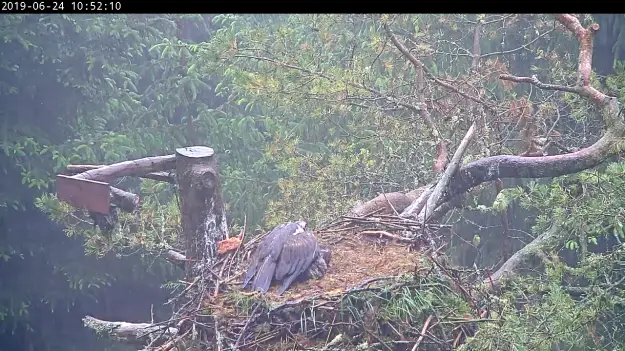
[217,234,243,255]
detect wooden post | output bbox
[175,146,229,278]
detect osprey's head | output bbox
[289,220,307,235]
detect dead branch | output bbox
[412,315,434,351]
[350,187,429,219]
[471,19,482,71]
[82,315,178,346]
[360,230,415,243]
[411,122,477,223]
[65,164,176,183]
[351,190,421,217]
[72,155,176,183]
[433,140,449,174]
[165,248,187,268]
[398,122,475,223]
[110,187,141,213]
[333,213,450,233]
[398,185,435,223]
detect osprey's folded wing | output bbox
[243,221,305,291]
[276,231,318,295]
[251,256,277,293]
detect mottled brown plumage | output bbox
[242,221,331,295]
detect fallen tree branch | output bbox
[412,314,434,351]
[360,230,415,243]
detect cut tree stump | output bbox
[175,146,229,277]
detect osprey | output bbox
[242,221,331,295]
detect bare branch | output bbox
[165,249,187,269]
[445,131,619,201]
[384,23,494,111]
[66,165,175,183]
[419,123,477,223]
[72,155,176,184]
[498,74,603,102]
[110,187,140,213]
[83,315,177,346]
[351,191,418,217]
[555,14,600,87]
[481,29,554,59]
[395,185,434,220]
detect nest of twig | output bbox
[166,215,487,351]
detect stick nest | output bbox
[173,215,483,351]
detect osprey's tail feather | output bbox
[241,268,255,289]
[252,257,277,293]
[242,256,260,289]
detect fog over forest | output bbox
[2,13,625,351]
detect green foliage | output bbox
[180,14,584,227]
[475,161,625,349]
[514,164,625,254]
[606,60,625,100]
[462,281,604,350]
[3,12,625,350]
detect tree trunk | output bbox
[175,146,229,278]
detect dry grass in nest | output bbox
[235,229,425,302]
